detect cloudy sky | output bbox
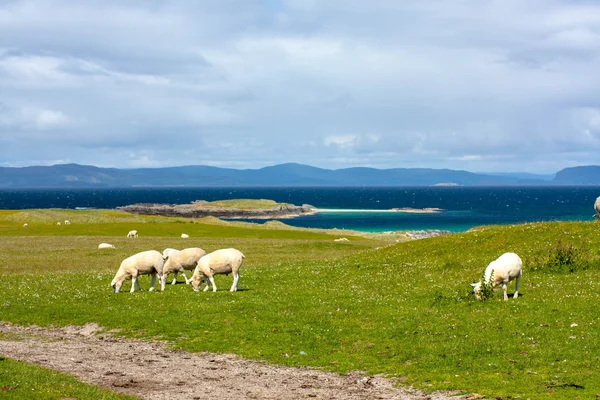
[1,0,600,173]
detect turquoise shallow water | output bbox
[0,186,598,232]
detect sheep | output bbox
[181,233,190,239]
[23,223,28,228]
[56,222,61,226]
[191,248,245,293]
[127,230,138,238]
[98,243,116,249]
[111,250,165,293]
[594,196,600,219]
[472,252,522,301]
[162,247,206,285]
[64,220,70,225]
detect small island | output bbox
[119,199,318,219]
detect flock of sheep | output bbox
[42,195,600,300]
[106,229,245,294]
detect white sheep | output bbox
[64,220,70,225]
[23,223,28,228]
[594,196,600,219]
[111,250,165,293]
[56,222,61,226]
[191,248,245,293]
[181,233,190,239]
[162,247,206,285]
[98,243,116,249]
[127,230,138,238]
[472,252,522,301]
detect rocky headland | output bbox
[119,200,318,219]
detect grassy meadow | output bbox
[1,208,600,399]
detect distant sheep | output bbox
[56,222,61,226]
[64,220,70,225]
[98,243,116,249]
[181,233,190,239]
[191,248,245,292]
[594,196,600,219]
[23,223,28,228]
[163,247,206,285]
[472,252,522,301]
[111,250,165,293]
[334,237,349,242]
[127,230,138,238]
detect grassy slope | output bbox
[0,357,139,400]
[202,199,294,209]
[1,210,599,399]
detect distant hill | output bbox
[553,166,600,185]
[0,162,596,188]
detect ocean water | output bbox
[0,186,598,232]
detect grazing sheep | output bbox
[56,222,61,226]
[111,250,165,293]
[64,220,70,225]
[472,252,522,301]
[191,248,245,293]
[127,230,138,238]
[181,233,190,239]
[594,196,600,219]
[163,247,206,285]
[23,223,28,228]
[98,243,116,249]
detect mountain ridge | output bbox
[0,163,596,188]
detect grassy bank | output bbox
[1,210,599,399]
[0,357,138,399]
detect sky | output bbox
[1,0,600,173]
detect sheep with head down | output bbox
[111,250,165,293]
[594,196,600,219]
[191,248,245,292]
[162,247,206,285]
[472,252,522,301]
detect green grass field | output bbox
[1,209,600,399]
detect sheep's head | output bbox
[471,282,482,299]
[191,275,202,292]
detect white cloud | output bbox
[2,0,600,173]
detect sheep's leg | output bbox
[202,278,211,292]
[171,272,178,285]
[149,272,156,292]
[159,273,165,291]
[181,271,190,285]
[502,283,508,301]
[230,272,239,292]
[513,275,521,299]
[208,276,217,292]
[130,276,138,293]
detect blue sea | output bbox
[0,187,598,232]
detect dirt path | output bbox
[0,322,465,400]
